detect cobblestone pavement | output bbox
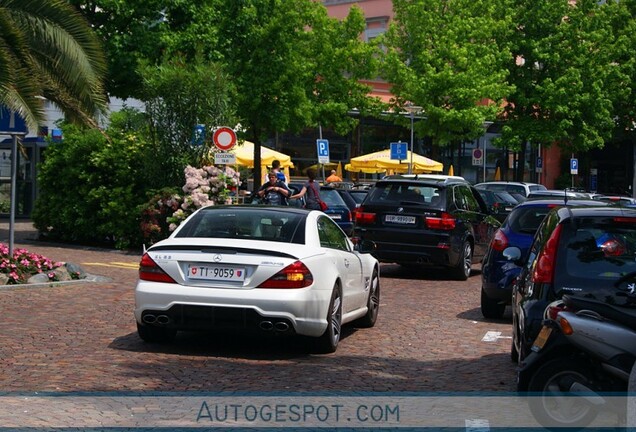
[0,221,517,395]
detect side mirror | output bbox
[352,238,376,254]
[503,246,522,263]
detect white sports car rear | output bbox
[134,205,379,353]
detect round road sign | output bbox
[212,127,237,151]
[472,148,483,159]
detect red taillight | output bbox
[139,253,176,283]
[425,212,456,230]
[531,224,562,284]
[257,261,313,289]
[355,207,376,225]
[614,217,636,224]
[490,229,509,252]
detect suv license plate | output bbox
[187,264,245,281]
[385,215,416,224]
[531,326,552,352]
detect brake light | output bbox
[614,217,636,224]
[257,261,313,288]
[490,229,509,252]
[426,212,456,230]
[139,253,176,283]
[355,207,376,225]
[531,224,562,284]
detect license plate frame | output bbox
[187,264,246,282]
[385,215,416,224]
[531,325,552,352]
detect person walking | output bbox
[257,171,291,206]
[290,168,324,210]
[262,159,287,185]
[325,169,343,183]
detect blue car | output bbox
[480,199,608,319]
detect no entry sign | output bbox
[212,127,237,151]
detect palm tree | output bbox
[0,0,108,131]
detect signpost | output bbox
[0,107,28,257]
[472,148,483,166]
[536,157,543,173]
[212,127,237,166]
[570,158,578,175]
[390,142,408,161]
[317,139,330,164]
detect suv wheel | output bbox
[450,240,472,281]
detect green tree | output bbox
[500,0,623,180]
[32,109,152,248]
[0,0,108,131]
[140,57,237,188]
[70,0,222,99]
[381,0,512,152]
[214,0,381,189]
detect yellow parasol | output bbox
[448,165,454,176]
[345,149,443,173]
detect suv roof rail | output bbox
[382,174,468,184]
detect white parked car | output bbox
[134,205,380,353]
[474,181,546,197]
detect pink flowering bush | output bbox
[0,243,64,284]
[166,165,241,231]
[139,165,241,244]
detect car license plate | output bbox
[187,264,245,281]
[531,326,552,352]
[385,215,416,224]
[329,214,342,220]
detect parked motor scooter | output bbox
[517,293,636,429]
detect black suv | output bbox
[353,175,500,280]
[511,206,636,368]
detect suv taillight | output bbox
[425,212,456,230]
[490,229,509,252]
[139,253,176,283]
[355,207,376,225]
[257,261,313,288]
[531,224,562,284]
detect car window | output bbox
[317,216,349,251]
[175,208,306,244]
[561,221,636,282]
[507,206,554,233]
[529,184,547,192]
[368,183,442,205]
[321,188,347,207]
[456,185,480,212]
[349,191,368,204]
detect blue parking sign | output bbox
[390,142,408,160]
[317,139,330,164]
[570,158,578,175]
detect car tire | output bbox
[527,357,599,429]
[510,341,519,363]
[314,284,342,354]
[480,287,506,319]
[450,240,472,281]
[137,322,176,343]
[356,268,380,328]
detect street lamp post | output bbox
[404,103,422,174]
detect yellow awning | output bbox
[231,141,294,179]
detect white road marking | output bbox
[481,331,512,342]
[466,418,490,431]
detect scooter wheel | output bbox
[527,357,599,430]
